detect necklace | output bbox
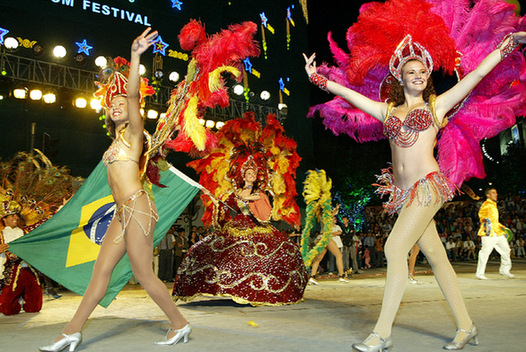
[244,184,253,190]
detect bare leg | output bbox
[123,196,187,338]
[326,240,344,277]
[59,218,127,339]
[417,222,473,343]
[310,248,327,277]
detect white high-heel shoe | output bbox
[443,323,478,350]
[352,332,393,352]
[39,332,82,352]
[155,323,192,345]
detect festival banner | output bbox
[8,162,200,307]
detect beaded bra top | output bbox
[102,128,139,167]
[383,105,434,148]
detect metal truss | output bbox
[0,51,280,121]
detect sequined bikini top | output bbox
[383,105,433,148]
[102,128,139,167]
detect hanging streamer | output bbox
[259,12,274,59]
[286,5,295,50]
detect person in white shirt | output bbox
[463,236,476,261]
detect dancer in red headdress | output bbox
[172,112,307,306]
[304,0,526,350]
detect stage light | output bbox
[13,86,27,99]
[53,45,67,59]
[43,90,57,104]
[4,37,18,50]
[215,121,225,129]
[29,88,42,101]
[74,53,87,67]
[32,43,45,58]
[205,120,215,128]
[90,98,101,111]
[168,71,179,83]
[232,84,244,96]
[260,90,271,101]
[75,96,87,108]
[95,56,107,68]
[198,118,205,126]
[154,69,163,80]
[147,109,158,119]
[0,95,4,100]
[139,64,146,75]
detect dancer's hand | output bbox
[303,53,317,78]
[0,243,9,253]
[132,27,159,56]
[513,31,526,44]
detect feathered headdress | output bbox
[93,57,155,109]
[0,150,75,231]
[299,170,334,268]
[147,20,260,160]
[187,112,301,227]
[308,0,526,187]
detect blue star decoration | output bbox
[152,35,169,56]
[260,12,268,27]
[243,58,253,73]
[0,27,9,45]
[76,39,93,55]
[171,0,183,10]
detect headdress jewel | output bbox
[389,34,433,83]
[94,57,154,109]
[0,200,21,219]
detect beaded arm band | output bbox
[498,33,520,60]
[309,73,329,93]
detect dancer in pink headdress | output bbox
[304,0,526,350]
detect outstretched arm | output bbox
[436,32,526,119]
[127,27,158,137]
[303,53,387,122]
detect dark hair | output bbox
[242,169,261,195]
[105,113,116,139]
[388,60,436,106]
[485,187,496,196]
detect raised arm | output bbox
[127,28,158,137]
[303,53,387,122]
[435,32,526,119]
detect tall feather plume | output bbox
[308,0,526,186]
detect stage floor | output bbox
[2,258,524,352]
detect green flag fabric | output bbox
[8,162,200,307]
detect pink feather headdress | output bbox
[308,0,526,187]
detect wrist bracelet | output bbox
[498,33,519,60]
[309,73,329,93]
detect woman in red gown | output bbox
[173,151,308,306]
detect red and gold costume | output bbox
[173,190,307,306]
[0,223,42,315]
[172,112,307,306]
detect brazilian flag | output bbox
[8,162,200,307]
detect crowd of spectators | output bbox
[292,193,526,275]
[357,192,526,269]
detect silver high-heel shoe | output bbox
[155,323,192,345]
[39,332,82,352]
[443,323,478,350]
[352,332,393,352]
